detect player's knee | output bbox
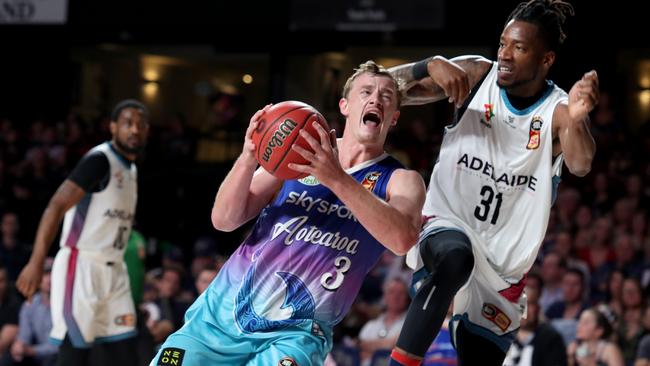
[420,230,473,278]
[440,245,474,289]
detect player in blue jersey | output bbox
[149,60,432,366]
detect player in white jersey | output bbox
[17,99,150,366]
[386,1,598,365]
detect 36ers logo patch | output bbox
[481,303,511,332]
[114,170,124,189]
[361,171,381,191]
[526,116,543,150]
[278,357,298,366]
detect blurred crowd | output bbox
[1,89,650,366]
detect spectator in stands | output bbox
[633,306,650,366]
[0,265,20,364]
[568,308,623,366]
[546,268,590,345]
[603,269,625,320]
[503,299,567,366]
[613,234,643,279]
[150,265,191,344]
[616,278,645,365]
[540,252,567,313]
[526,272,544,309]
[194,267,218,296]
[0,212,30,282]
[9,259,57,366]
[358,277,410,366]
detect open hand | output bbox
[288,122,342,187]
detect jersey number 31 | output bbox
[474,185,503,225]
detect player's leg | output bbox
[454,322,507,366]
[149,303,253,366]
[247,330,329,366]
[450,257,521,366]
[93,262,138,366]
[91,337,138,366]
[56,334,91,366]
[389,230,474,366]
[50,249,97,366]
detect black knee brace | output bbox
[395,230,474,356]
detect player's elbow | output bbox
[566,159,593,177]
[211,212,238,232]
[569,166,591,177]
[390,230,420,256]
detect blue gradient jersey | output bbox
[202,153,403,334]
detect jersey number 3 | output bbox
[474,185,503,225]
[320,256,351,291]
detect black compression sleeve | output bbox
[412,57,433,80]
[68,151,110,192]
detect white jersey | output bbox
[59,142,137,261]
[414,62,567,281]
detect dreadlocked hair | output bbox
[506,0,575,51]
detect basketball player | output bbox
[149,61,427,366]
[386,1,598,365]
[16,99,150,366]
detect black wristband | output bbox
[412,57,433,80]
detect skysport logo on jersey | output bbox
[480,103,494,128]
[361,171,381,191]
[526,116,543,150]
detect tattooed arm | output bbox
[389,55,492,107]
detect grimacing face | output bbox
[110,107,150,157]
[339,72,400,145]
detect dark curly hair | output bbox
[506,0,575,51]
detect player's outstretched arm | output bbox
[388,55,490,107]
[290,122,426,255]
[16,180,85,300]
[553,70,598,177]
[211,105,283,232]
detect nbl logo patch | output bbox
[113,313,135,326]
[157,347,185,366]
[278,357,299,366]
[481,303,511,332]
[361,171,381,191]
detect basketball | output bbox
[252,101,330,180]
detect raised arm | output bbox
[552,70,598,177]
[211,105,284,232]
[388,55,492,107]
[290,123,426,255]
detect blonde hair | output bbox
[342,60,402,107]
